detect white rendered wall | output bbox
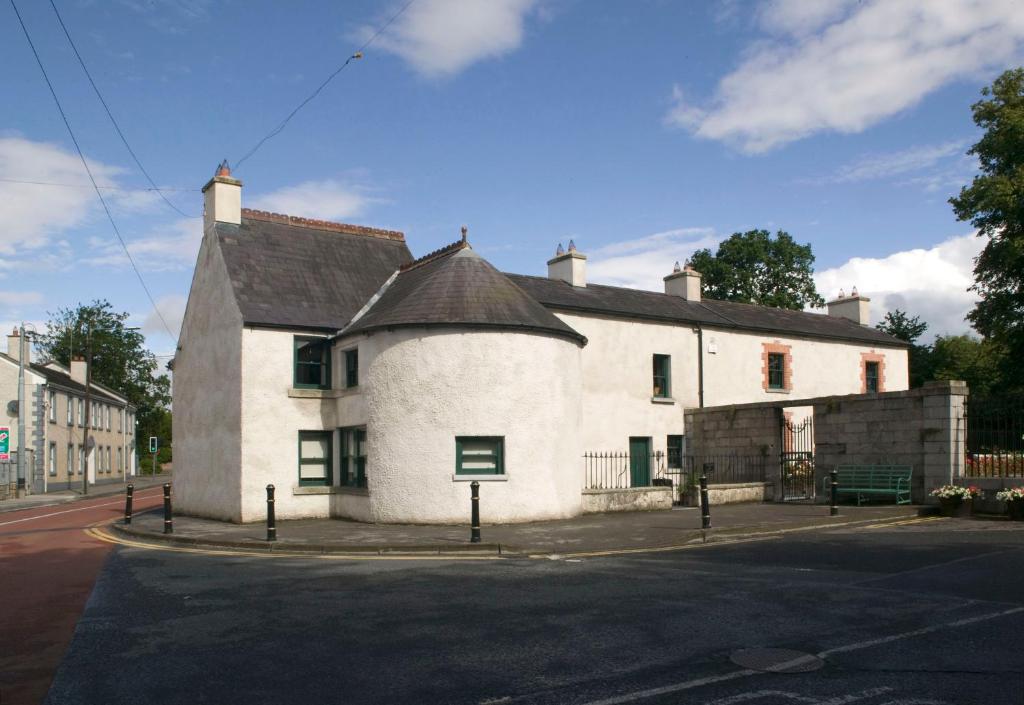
[700,330,908,407]
[362,328,584,524]
[173,235,244,521]
[553,313,695,460]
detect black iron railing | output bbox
[965,397,1024,478]
[583,452,768,490]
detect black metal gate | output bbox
[780,415,815,500]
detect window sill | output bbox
[293,485,369,496]
[452,474,508,482]
[288,388,342,399]
[651,396,676,405]
[765,388,791,394]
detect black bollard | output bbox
[830,469,838,517]
[162,483,173,534]
[266,484,277,542]
[470,481,481,543]
[124,483,134,525]
[700,463,713,530]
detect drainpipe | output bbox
[695,325,705,408]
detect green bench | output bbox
[824,465,913,505]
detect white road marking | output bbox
[850,549,1019,586]
[574,607,1024,705]
[0,489,162,527]
[707,686,894,704]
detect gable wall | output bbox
[173,233,244,520]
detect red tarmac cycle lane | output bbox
[0,489,163,705]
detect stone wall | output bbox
[582,487,674,514]
[814,381,967,503]
[683,404,782,496]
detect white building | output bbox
[174,167,909,523]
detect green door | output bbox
[629,437,651,487]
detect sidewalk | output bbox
[0,473,171,514]
[115,502,921,556]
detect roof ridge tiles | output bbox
[398,239,470,273]
[240,208,405,241]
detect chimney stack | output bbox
[547,240,587,287]
[664,261,701,301]
[827,288,870,326]
[70,356,87,385]
[202,160,242,232]
[6,328,25,363]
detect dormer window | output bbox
[294,337,331,390]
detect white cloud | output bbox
[363,0,539,77]
[81,218,202,272]
[829,140,969,183]
[815,232,984,339]
[250,179,376,222]
[586,227,721,291]
[142,294,186,340]
[667,0,1024,153]
[0,136,123,253]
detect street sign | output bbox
[149,436,158,454]
[0,426,9,462]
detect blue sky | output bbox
[2,0,1022,360]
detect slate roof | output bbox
[217,209,414,331]
[10,358,130,404]
[340,243,587,345]
[505,274,908,348]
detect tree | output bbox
[36,300,171,459]
[689,230,825,310]
[875,309,932,388]
[949,67,1024,392]
[930,335,1004,398]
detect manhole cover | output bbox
[730,648,824,673]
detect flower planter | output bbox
[939,498,972,518]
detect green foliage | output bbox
[689,229,825,310]
[949,67,1024,392]
[875,310,933,388]
[36,300,171,456]
[930,335,1005,398]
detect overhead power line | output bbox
[10,0,176,340]
[233,0,417,169]
[47,0,200,219]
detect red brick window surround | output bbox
[860,351,886,393]
[761,342,793,391]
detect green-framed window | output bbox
[865,361,880,393]
[652,354,671,398]
[297,431,332,486]
[667,435,684,469]
[456,437,504,476]
[339,427,367,487]
[767,352,786,390]
[344,348,359,388]
[294,337,331,390]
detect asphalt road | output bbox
[0,487,164,705]
[40,517,1024,705]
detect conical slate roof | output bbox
[339,241,586,345]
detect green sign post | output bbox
[0,426,9,462]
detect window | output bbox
[105,406,111,431]
[339,427,367,487]
[652,354,671,398]
[344,348,359,388]
[78,399,84,427]
[865,361,880,393]
[78,445,85,475]
[455,437,504,476]
[667,435,684,470]
[67,444,74,476]
[118,409,123,433]
[297,431,332,486]
[294,337,331,389]
[117,447,123,474]
[67,396,74,426]
[48,442,57,476]
[48,391,57,423]
[767,353,786,390]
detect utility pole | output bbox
[16,324,26,495]
[82,322,92,495]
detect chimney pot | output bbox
[547,242,586,287]
[827,290,870,325]
[664,263,702,301]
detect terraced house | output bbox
[174,166,909,524]
[1,329,137,494]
